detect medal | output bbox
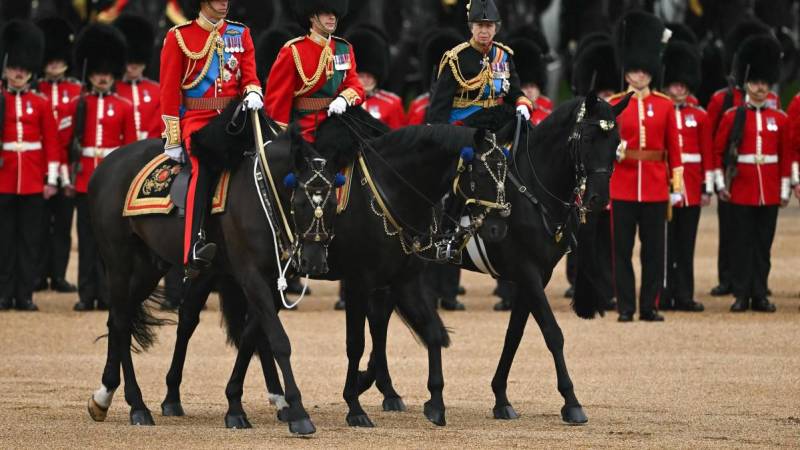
[107,103,115,117]
[222,68,232,82]
[26,101,33,115]
[685,114,696,127]
[143,90,151,103]
[647,104,654,118]
[368,105,381,119]
[227,54,238,70]
[62,93,69,104]
[766,117,778,132]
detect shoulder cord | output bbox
[175,28,224,90]
[291,42,333,97]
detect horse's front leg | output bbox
[343,279,374,427]
[491,283,529,420]
[365,287,407,411]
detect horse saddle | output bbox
[123,153,231,217]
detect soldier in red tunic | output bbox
[114,13,162,140]
[264,0,364,141]
[347,27,406,130]
[661,40,711,313]
[0,21,61,311]
[58,24,137,311]
[160,0,263,276]
[608,12,683,323]
[34,16,81,295]
[714,35,794,313]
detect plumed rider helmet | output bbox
[466,0,501,23]
[292,0,349,29]
[0,20,45,74]
[615,10,670,78]
[346,26,390,85]
[510,37,547,89]
[735,35,782,85]
[113,14,155,66]
[74,23,127,78]
[572,39,620,96]
[663,40,702,93]
[35,17,75,66]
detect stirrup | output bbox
[185,241,217,280]
[436,239,462,264]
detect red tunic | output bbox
[406,93,429,126]
[159,18,261,150]
[116,78,162,140]
[361,89,406,129]
[264,31,364,142]
[530,101,551,126]
[672,103,713,206]
[57,92,137,193]
[714,105,792,206]
[609,90,682,203]
[0,89,61,194]
[706,88,781,135]
[786,93,800,184]
[38,78,83,180]
[535,95,552,112]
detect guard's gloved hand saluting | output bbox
[328,96,348,116]
[516,104,531,121]
[242,91,263,110]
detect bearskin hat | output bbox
[346,27,389,85]
[256,27,293,83]
[292,0,349,29]
[572,40,620,96]
[574,32,611,60]
[665,22,698,45]
[776,28,798,83]
[735,35,782,85]
[663,40,701,93]
[74,23,127,78]
[723,18,771,72]
[419,28,463,90]
[1,1,32,21]
[508,25,551,62]
[0,20,45,73]
[467,0,500,22]
[615,10,668,78]
[113,14,155,65]
[228,0,276,35]
[35,17,75,65]
[181,0,201,18]
[510,37,547,88]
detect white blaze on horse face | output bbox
[312,194,323,205]
[93,385,116,409]
[268,393,289,410]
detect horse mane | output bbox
[315,107,390,168]
[367,124,476,158]
[461,104,516,131]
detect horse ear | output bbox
[585,92,599,111]
[611,92,634,117]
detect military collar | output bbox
[308,30,331,47]
[6,85,30,94]
[123,76,143,84]
[91,87,112,97]
[196,13,224,32]
[745,94,766,110]
[469,38,492,55]
[44,75,66,83]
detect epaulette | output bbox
[689,104,707,113]
[65,77,82,84]
[493,41,514,56]
[652,91,672,101]
[438,42,471,75]
[283,36,305,48]
[225,19,248,28]
[772,108,788,117]
[332,36,351,46]
[30,91,48,101]
[722,106,738,116]
[376,89,401,101]
[606,91,629,102]
[110,93,134,106]
[169,20,192,32]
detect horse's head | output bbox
[284,134,342,276]
[570,92,631,211]
[454,128,510,242]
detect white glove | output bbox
[165,146,185,163]
[243,91,263,111]
[328,96,348,116]
[670,192,684,206]
[516,105,531,121]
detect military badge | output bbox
[143,90,151,103]
[766,117,778,132]
[107,103,115,117]
[224,30,244,53]
[334,53,351,71]
[25,101,33,115]
[227,54,238,71]
[647,103,654,118]
[684,114,697,128]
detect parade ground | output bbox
[2,202,799,449]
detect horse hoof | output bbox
[382,397,407,412]
[561,404,588,424]
[493,405,520,420]
[225,413,253,429]
[161,401,185,417]
[276,408,290,423]
[87,397,108,422]
[423,401,446,426]
[346,414,375,428]
[130,409,155,426]
[289,418,316,435]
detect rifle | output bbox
[723,105,747,192]
[70,59,89,178]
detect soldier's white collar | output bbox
[197,13,224,32]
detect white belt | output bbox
[82,147,117,158]
[738,154,778,165]
[2,142,42,152]
[681,153,702,163]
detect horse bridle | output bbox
[289,157,337,246]
[452,131,512,220]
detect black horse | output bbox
[85,104,340,435]
[352,94,632,424]
[159,108,512,428]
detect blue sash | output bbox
[182,22,245,115]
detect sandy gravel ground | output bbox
[1,203,799,449]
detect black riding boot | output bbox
[185,165,217,279]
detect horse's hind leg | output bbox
[491,288,529,420]
[223,317,260,429]
[364,288,406,412]
[88,316,121,423]
[342,280,374,427]
[161,274,215,417]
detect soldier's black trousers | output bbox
[612,200,667,315]
[37,190,75,283]
[716,200,734,288]
[667,206,701,303]
[729,204,777,300]
[0,194,45,301]
[423,263,460,302]
[76,194,106,303]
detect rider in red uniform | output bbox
[159,0,263,276]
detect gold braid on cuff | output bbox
[162,115,181,149]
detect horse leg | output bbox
[491,290,529,420]
[525,276,588,424]
[364,287,406,412]
[161,274,215,417]
[223,317,259,429]
[343,280,374,427]
[87,316,120,423]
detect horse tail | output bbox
[392,285,451,349]
[217,276,248,348]
[96,287,176,353]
